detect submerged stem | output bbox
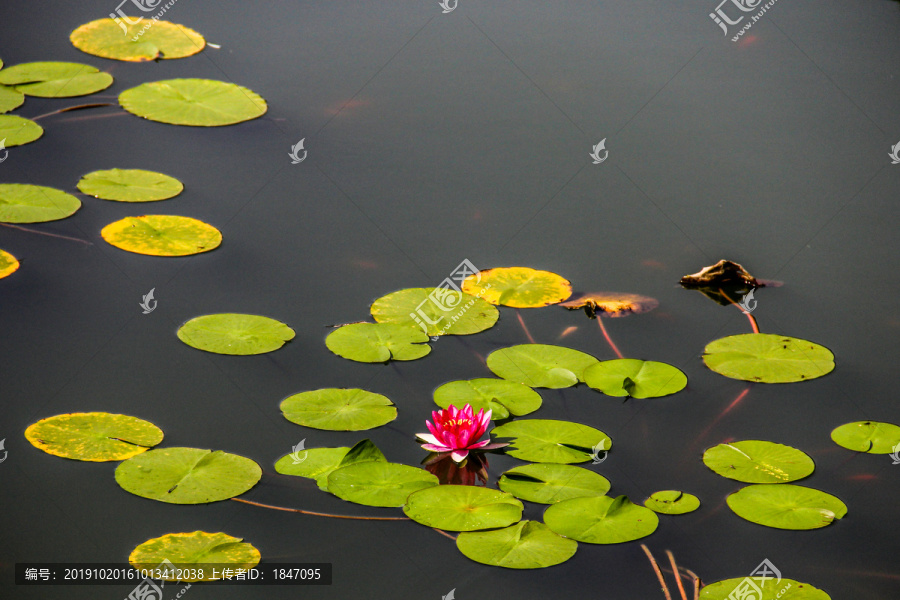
[641,545,673,600]
[666,550,688,600]
[718,287,759,333]
[231,497,409,521]
[596,316,624,358]
[516,309,537,344]
[0,223,92,245]
[31,102,115,121]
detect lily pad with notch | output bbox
[177,313,294,355]
[644,490,700,515]
[726,484,847,530]
[702,333,835,383]
[326,461,438,507]
[275,439,387,490]
[584,359,687,399]
[461,266,572,308]
[456,520,577,569]
[119,79,267,126]
[24,412,163,461]
[544,495,659,544]
[403,485,524,531]
[102,215,222,256]
[115,447,262,504]
[499,463,610,504]
[370,287,499,336]
[0,184,79,223]
[280,388,397,431]
[77,169,183,202]
[0,61,112,97]
[703,440,815,484]
[433,378,542,420]
[490,419,610,464]
[487,344,599,388]
[71,19,206,62]
[325,322,430,363]
[129,531,260,581]
[830,421,900,454]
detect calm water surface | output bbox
[2,0,899,598]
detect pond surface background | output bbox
[2,0,899,598]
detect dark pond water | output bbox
[2,0,900,598]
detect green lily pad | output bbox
[461,266,572,308]
[433,378,542,420]
[0,61,112,97]
[0,115,42,146]
[77,168,183,202]
[703,333,835,383]
[491,419,610,464]
[0,85,25,113]
[644,490,700,515]
[0,248,20,279]
[499,463,610,504]
[325,322,430,363]
[129,531,260,582]
[487,344,599,388]
[275,439,386,490]
[544,495,659,544]
[700,578,831,600]
[326,461,438,507]
[24,412,163,461]
[456,521,578,569]
[280,388,397,431]
[403,485,524,531]
[0,184,80,223]
[71,19,206,62]
[102,214,222,256]
[119,79,267,126]
[703,440,815,484]
[370,287,499,337]
[177,313,294,355]
[830,421,900,454]
[726,484,847,530]
[115,447,262,504]
[584,359,687,398]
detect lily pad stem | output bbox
[515,309,537,344]
[231,497,409,521]
[596,316,624,359]
[718,287,759,333]
[0,223,92,245]
[666,550,688,600]
[31,102,114,121]
[641,544,673,600]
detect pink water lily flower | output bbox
[416,404,507,463]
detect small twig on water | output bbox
[641,545,673,600]
[31,103,115,121]
[231,497,409,521]
[0,223,92,245]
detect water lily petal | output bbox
[451,449,469,463]
[422,443,452,453]
[416,433,441,446]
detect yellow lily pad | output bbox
[71,18,206,62]
[0,248,20,279]
[101,215,222,256]
[462,267,572,308]
[24,412,163,461]
[129,531,260,581]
